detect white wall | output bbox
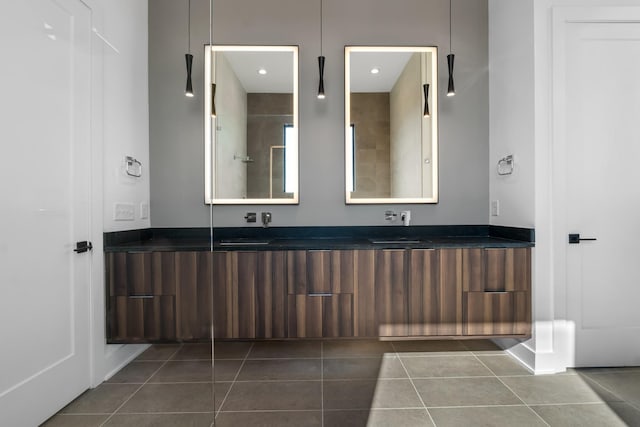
[102,1,151,232]
[490,0,640,374]
[90,0,150,386]
[488,0,534,229]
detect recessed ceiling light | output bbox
[258,68,267,75]
[370,67,380,74]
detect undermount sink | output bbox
[218,238,272,246]
[368,238,428,244]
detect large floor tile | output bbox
[477,354,532,376]
[237,359,321,381]
[461,339,504,354]
[170,343,212,361]
[214,410,322,427]
[414,377,521,407]
[103,413,215,426]
[106,361,164,384]
[429,405,547,427]
[582,371,640,406]
[149,360,211,383]
[391,340,469,356]
[213,341,253,359]
[220,381,321,411]
[608,401,640,426]
[324,409,434,427]
[248,340,322,359]
[135,344,181,361]
[41,414,108,427]
[323,379,422,410]
[60,384,140,414]
[531,403,629,427]
[323,356,407,380]
[323,340,394,358]
[116,382,223,413]
[501,374,606,405]
[401,355,493,378]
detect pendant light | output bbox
[317,0,326,99]
[423,83,430,117]
[447,0,455,97]
[185,0,194,97]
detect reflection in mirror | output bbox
[205,46,298,204]
[345,46,438,204]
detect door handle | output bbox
[568,234,597,244]
[74,241,93,253]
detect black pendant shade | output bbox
[317,55,326,99]
[447,53,455,97]
[185,53,194,97]
[423,83,430,117]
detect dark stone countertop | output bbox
[104,225,534,252]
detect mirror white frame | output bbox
[345,46,438,204]
[204,45,299,204]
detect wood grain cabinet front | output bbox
[213,251,287,340]
[106,252,177,342]
[287,250,355,338]
[462,248,531,336]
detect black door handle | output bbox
[74,241,93,253]
[568,234,597,244]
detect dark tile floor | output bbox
[42,340,640,426]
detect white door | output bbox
[0,0,93,425]
[554,8,640,367]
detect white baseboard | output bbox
[101,344,150,384]
[493,320,575,375]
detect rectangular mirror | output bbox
[345,46,438,204]
[205,45,298,204]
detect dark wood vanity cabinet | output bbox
[287,250,354,338]
[214,251,288,340]
[106,252,177,342]
[106,245,531,343]
[462,248,531,336]
[354,249,464,338]
[408,249,463,336]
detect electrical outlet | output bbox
[114,203,135,221]
[140,202,149,219]
[491,200,500,216]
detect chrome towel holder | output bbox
[497,155,514,176]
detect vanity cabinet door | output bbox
[375,249,408,337]
[353,249,409,338]
[287,250,355,338]
[106,252,177,342]
[255,251,287,339]
[175,252,212,341]
[462,248,531,336]
[213,251,288,340]
[407,249,463,336]
[288,294,353,338]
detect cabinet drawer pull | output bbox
[308,293,333,297]
[128,295,155,299]
[484,290,508,294]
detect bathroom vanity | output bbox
[104,226,532,343]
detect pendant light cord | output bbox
[320,0,323,55]
[188,0,191,53]
[449,0,452,53]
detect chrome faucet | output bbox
[261,212,272,228]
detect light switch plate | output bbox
[114,203,135,221]
[491,200,500,216]
[140,202,149,219]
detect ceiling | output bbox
[349,51,413,92]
